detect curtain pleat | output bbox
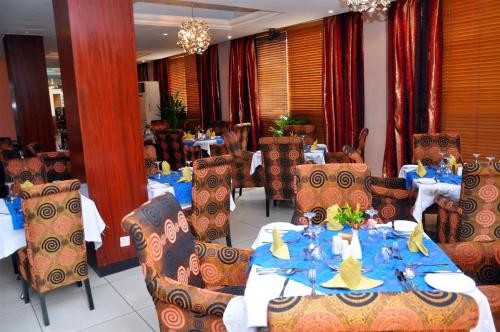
[197,45,221,129]
[137,63,149,82]
[153,58,169,105]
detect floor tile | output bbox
[137,305,159,332]
[79,312,153,332]
[0,306,41,332]
[105,266,142,283]
[0,279,34,316]
[0,257,18,285]
[109,272,153,310]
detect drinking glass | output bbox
[364,209,379,241]
[303,211,318,239]
[473,153,480,164]
[487,156,495,164]
[155,161,162,179]
[300,135,306,147]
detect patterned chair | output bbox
[266,292,479,331]
[234,122,251,151]
[39,151,72,182]
[259,137,305,217]
[343,145,364,163]
[0,145,21,161]
[25,142,42,157]
[18,180,94,326]
[189,155,233,246]
[209,120,231,136]
[209,143,229,157]
[283,124,315,145]
[224,131,264,198]
[325,128,369,163]
[292,163,372,225]
[4,157,47,194]
[435,162,499,243]
[412,133,462,166]
[183,144,202,163]
[121,193,253,332]
[144,144,158,176]
[150,120,170,132]
[368,176,417,223]
[155,129,185,170]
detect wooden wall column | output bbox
[2,35,55,150]
[53,0,147,274]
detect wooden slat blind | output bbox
[256,34,288,137]
[287,21,324,142]
[167,56,187,105]
[442,0,500,162]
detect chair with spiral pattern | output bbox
[283,124,316,145]
[25,142,42,157]
[4,157,47,194]
[412,133,462,166]
[39,151,72,182]
[325,128,369,163]
[17,180,94,326]
[234,122,251,151]
[0,144,21,162]
[209,120,231,136]
[266,292,479,331]
[121,193,253,332]
[260,137,305,217]
[368,176,417,223]
[189,155,233,246]
[155,129,185,170]
[292,163,372,225]
[144,145,159,176]
[183,144,202,163]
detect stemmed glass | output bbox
[374,224,393,267]
[303,211,318,239]
[486,156,495,164]
[364,209,379,240]
[473,153,480,164]
[155,161,162,179]
[300,135,306,148]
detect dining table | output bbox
[222,221,495,332]
[183,136,224,156]
[250,143,328,175]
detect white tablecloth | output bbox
[188,137,221,156]
[398,165,462,222]
[250,144,328,175]
[223,222,495,332]
[0,194,106,260]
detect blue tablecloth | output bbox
[304,145,327,153]
[183,137,224,146]
[252,227,459,294]
[4,197,23,229]
[405,167,462,190]
[149,172,192,205]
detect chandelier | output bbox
[177,6,211,55]
[343,0,391,12]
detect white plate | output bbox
[393,220,418,233]
[417,178,437,184]
[424,272,476,293]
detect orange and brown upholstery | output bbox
[356,127,369,158]
[266,292,479,331]
[18,180,93,325]
[234,122,251,151]
[121,193,253,332]
[155,129,185,170]
[435,162,499,243]
[0,145,21,161]
[150,120,170,132]
[343,145,364,163]
[369,176,417,223]
[412,133,462,166]
[479,285,500,329]
[209,143,229,157]
[260,137,305,217]
[39,151,72,182]
[209,120,231,136]
[283,124,316,145]
[183,144,202,163]
[144,145,158,176]
[4,157,47,193]
[189,155,233,245]
[325,128,369,163]
[292,163,372,225]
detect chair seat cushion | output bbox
[479,284,500,329]
[208,285,246,296]
[17,247,31,282]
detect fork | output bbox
[308,269,317,296]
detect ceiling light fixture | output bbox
[177,3,211,55]
[227,35,232,39]
[163,33,168,36]
[328,10,334,13]
[343,0,391,12]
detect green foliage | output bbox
[338,203,365,228]
[158,90,186,129]
[268,115,311,137]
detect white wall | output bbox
[218,41,230,121]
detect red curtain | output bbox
[322,13,365,152]
[137,63,149,82]
[229,36,261,151]
[197,45,221,129]
[153,58,169,105]
[383,0,442,176]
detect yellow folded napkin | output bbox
[184,132,194,141]
[270,228,290,259]
[210,132,216,139]
[20,180,34,189]
[324,204,344,231]
[206,129,212,137]
[407,222,429,256]
[310,140,318,151]
[416,160,427,177]
[161,161,171,175]
[177,167,192,183]
[447,155,462,173]
[321,257,383,290]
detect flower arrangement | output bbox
[337,203,366,230]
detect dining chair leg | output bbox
[225,233,232,247]
[39,293,50,326]
[266,199,270,217]
[273,200,277,206]
[21,278,30,304]
[239,187,242,197]
[11,253,20,279]
[83,279,95,310]
[232,188,236,199]
[76,281,82,287]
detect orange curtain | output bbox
[137,63,149,82]
[153,58,168,105]
[197,45,221,129]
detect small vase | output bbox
[350,229,362,260]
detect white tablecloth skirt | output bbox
[189,137,221,156]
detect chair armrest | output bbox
[325,151,349,164]
[370,176,406,190]
[209,143,228,156]
[370,185,417,200]
[194,241,253,288]
[154,275,234,317]
[435,195,462,214]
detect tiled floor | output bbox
[0,188,294,332]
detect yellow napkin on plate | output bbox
[416,160,427,177]
[20,180,34,189]
[206,129,212,137]
[310,140,318,151]
[210,132,216,139]
[324,204,344,231]
[161,161,171,175]
[447,155,462,173]
[184,132,194,141]
[177,167,192,183]
[321,257,383,290]
[407,222,428,256]
[270,228,290,259]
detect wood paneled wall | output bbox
[53,0,147,269]
[2,35,55,150]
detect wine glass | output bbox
[300,134,306,147]
[364,209,379,240]
[303,211,318,239]
[486,156,495,164]
[473,153,480,164]
[155,161,162,179]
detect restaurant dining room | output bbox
[0,0,498,331]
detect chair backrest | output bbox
[121,193,204,288]
[294,163,372,224]
[259,137,304,201]
[283,124,316,145]
[266,292,479,331]
[20,180,87,293]
[223,131,243,159]
[1,145,21,161]
[150,120,170,132]
[412,133,462,166]
[155,129,185,170]
[209,120,231,136]
[191,155,232,242]
[356,128,369,157]
[458,162,499,242]
[209,143,229,157]
[144,145,158,176]
[343,145,364,163]
[26,142,42,157]
[234,123,251,151]
[0,137,12,145]
[39,151,72,182]
[4,157,47,185]
[0,162,8,198]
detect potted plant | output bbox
[269,115,311,137]
[158,91,186,129]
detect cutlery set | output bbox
[395,268,417,291]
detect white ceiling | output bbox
[0,0,349,67]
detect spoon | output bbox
[403,267,418,291]
[257,268,302,276]
[328,263,371,273]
